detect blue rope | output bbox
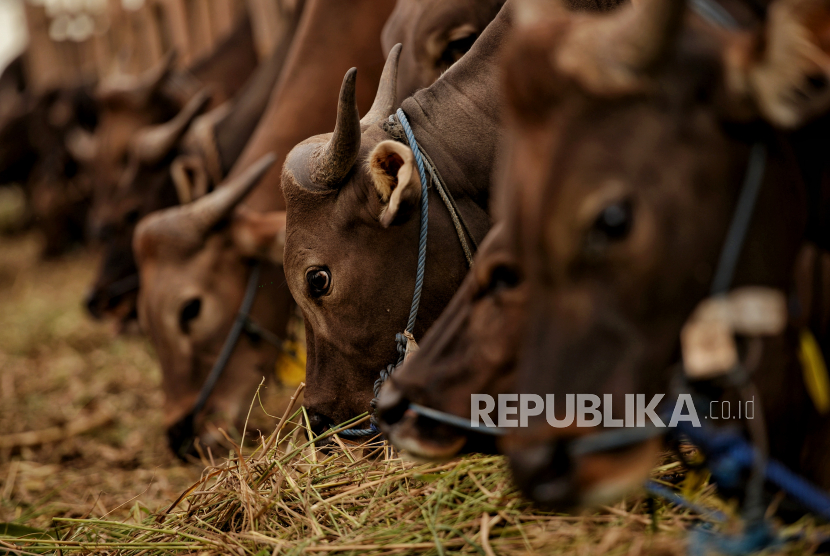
[397,108,429,335]
[672,420,830,521]
[338,109,430,438]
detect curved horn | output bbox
[97,50,177,108]
[311,68,361,187]
[135,153,276,252]
[555,0,686,94]
[133,89,212,165]
[361,43,402,127]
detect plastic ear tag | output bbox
[402,331,419,364]
[276,340,306,387]
[681,297,738,379]
[728,287,788,336]
[799,328,830,415]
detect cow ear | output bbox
[232,209,286,264]
[368,140,421,227]
[727,0,830,128]
[171,155,210,204]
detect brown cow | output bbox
[133,0,396,457]
[280,4,513,436]
[84,2,306,326]
[381,0,506,100]
[493,0,830,510]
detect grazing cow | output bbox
[89,14,258,238]
[281,4,514,436]
[489,0,830,509]
[133,0,396,457]
[381,0,506,100]
[84,2,306,325]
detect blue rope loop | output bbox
[396,108,429,335]
[337,110,430,439]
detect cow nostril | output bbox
[307,412,333,437]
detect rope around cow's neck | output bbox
[337,109,434,438]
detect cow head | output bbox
[85,90,212,325]
[498,0,830,509]
[381,0,506,99]
[134,154,290,458]
[377,223,525,460]
[283,45,476,433]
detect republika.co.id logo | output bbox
[471,394,755,428]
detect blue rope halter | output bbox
[338,108,430,437]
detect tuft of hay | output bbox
[3,384,829,555]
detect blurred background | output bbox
[0,0,287,528]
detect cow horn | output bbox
[133,89,213,165]
[556,0,686,94]
[137,153,276,250]
[361,44,402,127]
[311,68,361,188]
[97,50,177,107]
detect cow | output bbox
[133,0,396,458]
[88,13,258,240]
[84,1,306,326]
[381,0,506,101]
[280,4,514,437]
[484,0,830,510]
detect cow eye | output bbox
[440,33,477,67]
[592,200,633,241]
[179,298,201,334]
[306,268,331,297]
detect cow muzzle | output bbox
[377,382,495,461]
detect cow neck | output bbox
[214,3,305,176]
[398,2,510,212]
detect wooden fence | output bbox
[21,0,284,92]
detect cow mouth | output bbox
[382,407,468,462]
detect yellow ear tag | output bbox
[799,329,830,415]
[276,340,306,387]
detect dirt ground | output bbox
[0,230,202,529]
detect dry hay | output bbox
[3,382,829,556]
[1,226,829,556]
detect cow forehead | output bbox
[283,126,390,215]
